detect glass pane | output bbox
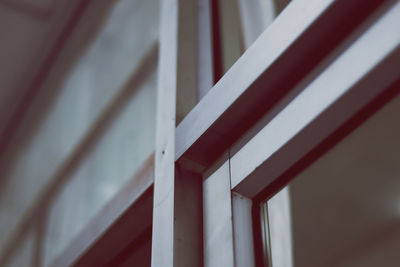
[42,0,159,264]
[264,93,400,267]
[0,0,159,265]
[237,0,291,49]
[4,228,35,267]
[214,0,291,80]
[108,231,152,267]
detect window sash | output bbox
[53,0,400,266]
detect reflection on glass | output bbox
[260,203,272,267]
[0,0,158,265]
[264,94,400,267]
[41,0,159,264]
[215,0,291,79]
[238,0,291,49]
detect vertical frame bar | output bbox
[232,192,256,267]
[267,187,293,267]
[151,0,178,265]
[203,158,235,267]
[152,0,203,266]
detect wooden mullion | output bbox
[151,0,179,265]
[151,0,203,266]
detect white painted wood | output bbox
[230,1,400,197]
[2,0,398,266]
[232,192,255,267]
[175,0,340,164]
[151,0,178,266]
[152,0,203,266]
[268,187,293,267]
[237,3,293,267]
[203,160,235,267]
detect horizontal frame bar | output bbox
[175,0,383,171]
[230,1,400,198]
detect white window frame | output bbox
[159,0,400,266]
[48,0,400,266]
